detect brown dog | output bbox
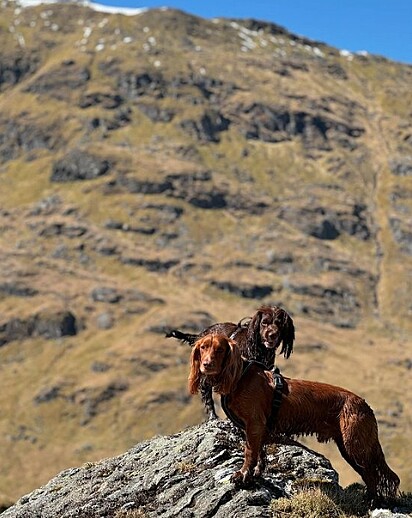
[188,334,400,503]
[168,305,295,419]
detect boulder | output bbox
[78,92,123,110]
[120,256,179,272]
[210,280,274,299]
[50,150,110,182]
[137,103,175,122]
[278,203,371,241]
[389,218,412,255]
[118,71,166,99]
[180,110,230,142]
[0,310,78,346]
[0,118,56,163]
[0,53,39,89]
[1,420,340,518]
[389,156,412,177]
[0,282,38,298]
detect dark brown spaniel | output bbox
[188,334,400,504]
[167,305,295,418]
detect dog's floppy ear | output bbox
[280,311,295,359]
[218,337,243,395]
[188,339,203,394]
[246,309,262,357]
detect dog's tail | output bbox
[165,329,199,346]
[375,456,401,501]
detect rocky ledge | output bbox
[2,420,408,517]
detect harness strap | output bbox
[267,366,283,430]
[221,360,254,429]
[220,361,284,431]
[229,316,251,341]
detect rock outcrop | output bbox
[0,310,78,347]
[2,420,340,517]
[4,419,410,517]
[50,150,111,183]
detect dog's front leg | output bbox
[231,441,254,485]
[254,447,266,477]
[200,378,217,420]
[231,425,264,486]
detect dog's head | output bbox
[188,334,242,395]
[249,306,295,358]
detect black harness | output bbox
[220,360,284,431]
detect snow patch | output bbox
[14,0,149,17]
[312,47,324,57]
[340,49,354,61]
[88,2,147,16]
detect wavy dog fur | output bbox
[188,334,400,503]
[169,305,295,418]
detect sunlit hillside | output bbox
[0,0,411,503]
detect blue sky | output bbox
[95,0,411,64]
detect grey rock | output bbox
[120,256,179,272]
[389,218,412,255]
[278,203,371,241]
[29,195,62,216]
[90,287,122,304]
[90,286,165,307]
[389,156,412,177]
[24,62,90,99]
[2,420,339,518]
[95,312,114,330]
[188,190,228,209]
[118,71,166,99]
[233,102,364,149]
[50,150,110,183]
[0,310,77,346]
[0,282,38,298]
[0,53,39,88]
[137,103,175,122]
[180,110,230,142]
[33,385,61,405]
[210,280,274,300]
[0,118,56,163]
[90,361,111,373]
[290,282,361,328]
[371,509,410,518]
[79,92,123,109]
[39,223,88,238]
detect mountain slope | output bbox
[0,1,411,502]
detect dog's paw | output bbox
[253,465,262,477]
[231,470,253,487]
